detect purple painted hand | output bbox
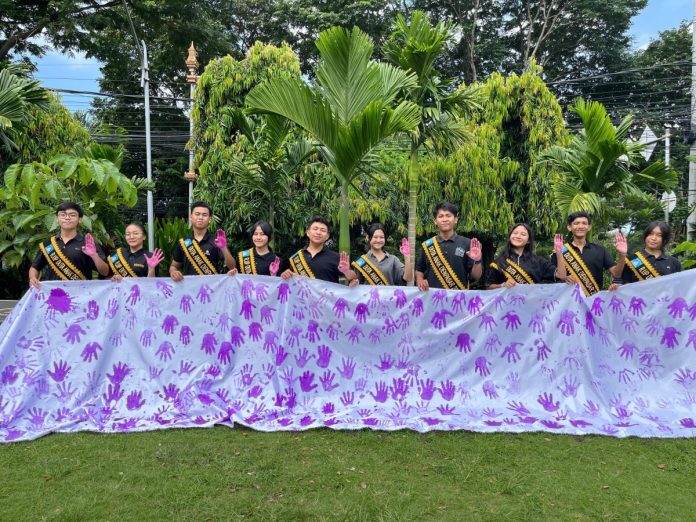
[390,378,409,401]
[156,280,173,298]
[299,371,318,392]
[370,381,389,403]
[393,289,407,308]
[534,338,551,361]
[105,298,119,319]
[455,332,474,353]
[230,326,246,347]
[126,284,141,306]
[62,323,86,344]
[418,379,435,400]
[528,311,547,334]
[294,348,314,368]
[452,293,466,313]
[432,289,448,307]
[263,331,278,352]
[354,303,370,323]
[274,345,289,366]
[248,322,263,341]
[277,283,290,303]
[557,310,577,335]
[107,362,131,385]
[411,298,424,317]
[333,298,350,318]
[162,315,179,334]
[81,342,102,362]
[197,285,213,303]
[537,392,560,412]
[375,353,395,371]
[47,360,71,382]
[179,294,194,314]
[474,356,491,376]
[337,357,355,379]
[85,300,100,320]
[590,297,604,316]
[501,342,522,363]
[667,298,689,319]
[467,295,484,315]
[218,341,235,364]
[156,341,175,361]
[316,345,332,368]
[439,380,456,401]
[629,297,646,316]
[127,391,145,411]
[140,329,156,347]
[320,370,339,391]
[346,326,364,344]
[479,313,497,332]
[201,333,218,355]
[661,327,680,349]
[502,311,521,330]
[179,325,193,345]
[431,310,454,329]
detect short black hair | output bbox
[433,202,459,218]
[307,216,330,232]
[567,211,592,225]
[56,202,83,217]
[190,201,212,215]
[366,223,387,241]
[250,220,273,239]
[125,222,146,235]
[643,220,670,249]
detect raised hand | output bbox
[145,248,164,268]
[614,232,628,256]
[399,238,411,257]
[270,256,281,276]
[466,237,482,261]
[214,228,228,250]
[554,233,564,255]
[82,233,97,257]
[338,251,350,274]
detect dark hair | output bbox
[250,220,273,240]
[125,222,146,235]
[496,223,534,265]
[307,216,330,232]
[190,201,212,215]
[643,220,670,249]
[366,223,387,241]
[567,211,592,225]
[433,202,459,218]
[56,202,83,217]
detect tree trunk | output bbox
[407,146,419,287]
[338,181,350,254]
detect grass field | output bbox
[1,427,695,521]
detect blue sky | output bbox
[33,0,693,111]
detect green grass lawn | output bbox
[1,427,694,521]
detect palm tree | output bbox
[246,26,421,253]
[0,63,48,152]
[542,99,677,224]
[382,11,478,284]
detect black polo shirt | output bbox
[622,249,682,283]
[416,233,474,289]
[109,248,152,277]
[290,246,341,283]
[172,232,223,276]
[553,241,615,290]
[31,233,105,281]
[487,252,557,286]
[237,248,281,276]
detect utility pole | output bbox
[688,0,696,239]
[141,40,155,252]
[665,126,670,223]
[184,43,199,216]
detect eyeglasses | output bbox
[57,212,80,219]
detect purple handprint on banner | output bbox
[285,326,301,348]
[370,381,388,403]
[62,323,86,344]
[316,345,332,368]
[432,289,448,307]
[337,357,355,380]
[333,298,350,318]
[305,320,321,343]
[468,295,484,315]
[590,297,604,316]
[557,310,577,336]
[688,329,696,350]
[85,300,100,320]
[418,378,435,400]
[452,293,466,313]
[258,306,276,326]
[584,311,596,336]
[484,334,501,354]
[559,376,580,397]
[617,342,637,360]
[217,341,234,365]
[162,315,178,335]
[277,282,290,303]
[105,298,119,319]
[263,331,278,352]
[375,353,395,371]
[241,279,254,299]
[1,365,18,385]
[107,362,131,385]
[47,360,71,382]
[608,295,625,314]
[239,364,257,387]
[431,310,453,329]
[661,327,680,349]
[411,298,424,317]
[126,284,140,306]
[126,391,145,411]
[439,380,456,401]
[248,322,263,341]
[629,297,645,316]
[646,317,662,336]
[156,280,173,298]
[354,303,370,323]
[455,333,474,353]
[27,407,48,428]
[294,348,315,368]
[390,378,409,401]
[140,329,156,347]
[502,311,521,331]
[320,370,339,391]
[230,326,246,347]
[482,381,498,399]
[474,356,491,376]
[240,299,256,320]
[537,392,560,412]
[156,341,175,361]
[527,311,547,334]
[299,371,318,392]
[507,401,530,416]
[667,298,689,319]
[346,326,364,344]
[393,289,407,308]
[201,333,217,355]
[197,285,213,303]
[292,305,305,321]
[501,342,522,363]
[81,342,102,362]
[179,325,193,345]
[367,288,381,308]
[179,294,194,314]
[272,345,287,366]
[479,313,497,332]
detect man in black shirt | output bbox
[559,211,627,295]
[29,202,109,288]
[281,216,355,284]
[169,201,236,280]
[415,202,482,291]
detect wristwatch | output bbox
[473,259,483,265]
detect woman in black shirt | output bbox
[236,221,281,276]
[110,222,163,279]
[621,221,682,284]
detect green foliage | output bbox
[0,145,151,267]
[542,99,677,229]
[0,63,49,153]
[673,241,696,270]
[152,217,191,269]
[247,26,421,252]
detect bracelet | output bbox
[473,259,482,265]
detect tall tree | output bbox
[247,25,421,252]
[0,63,49,154]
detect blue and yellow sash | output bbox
[490,258,534,285]
[352,254,389,286]
[238,249,257,275]
[561,243,600,296]
[422,237,466,290]
[627,251,660,281]
[39,236,86,281]
[289,250,315,278]
[108,248,138,278]
[180,238,217,275]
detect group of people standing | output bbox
[29,200,683,297]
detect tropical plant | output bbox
[0,63,49,153]
[542,99,677,227]
[246,25,421,252]
[382,10,476,282]
[0,144,152,267]
[673,240,696,269]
